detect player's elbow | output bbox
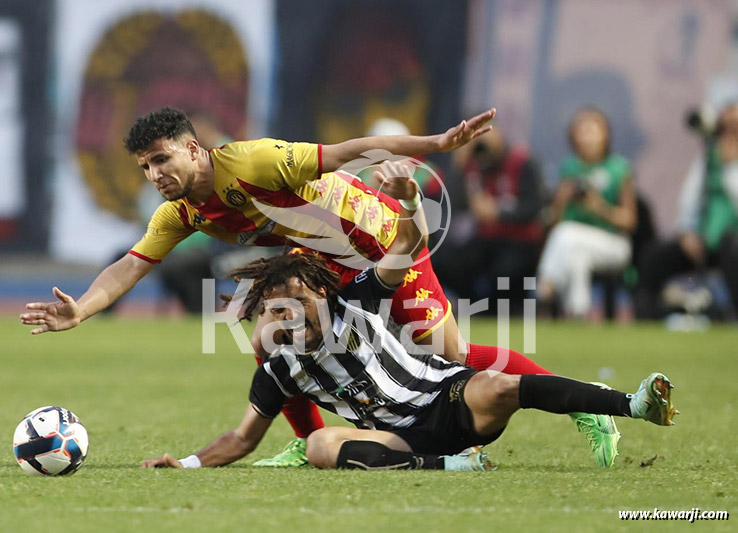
[395,222,429,260]
[417,231,429,252]
[407,230,429,261]
[118,252,155,283]
[407,240,428,264]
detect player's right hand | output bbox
[373,160,419,201]
[436,108,496,153]
[20,287,83,335]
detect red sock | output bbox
[254,356,325,438]
[280,395,325,438]
[465,344,554,375]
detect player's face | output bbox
[136,137,198,201]
[265,277,327,354]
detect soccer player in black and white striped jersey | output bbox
[142,161,677,472]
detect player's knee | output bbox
[495,373,521,410]
[305,428,341,468]
[480,372,520,410]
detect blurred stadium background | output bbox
[1,0,737,322]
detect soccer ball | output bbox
[12,406,89,476]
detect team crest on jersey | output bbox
[225,188,247,207]
[449,379,466,402]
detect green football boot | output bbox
[570,412,620,468]
[252,437,309,467]
[628,373,679,426]
[570,381,620,468]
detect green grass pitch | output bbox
[0,316,735,532]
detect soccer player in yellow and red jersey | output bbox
[22,108,617,469]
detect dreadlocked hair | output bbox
[224,254,342,321]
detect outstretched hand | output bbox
[436,108,496,153]
[373,160,420,201]
[141,453,183,468]
[20,287,83,335]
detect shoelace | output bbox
[575,418,600,449]
[284,440,303,453]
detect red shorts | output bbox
[289,247,452,341]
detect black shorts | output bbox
[389,369,506,455]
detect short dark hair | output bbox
[225,253,341,321]
[124,107,197,153]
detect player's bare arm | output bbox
[373,160,429,288]
[321,108,496,172]
[142,405,272,468]
[20,254,154,335]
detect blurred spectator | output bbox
[537,108,637,318]
[434,127,545,312]
[636,103,738,319]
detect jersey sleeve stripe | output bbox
[250,403,277,420]
[127,250,161,264]
[372,266,400,291]
[178,204,193,230]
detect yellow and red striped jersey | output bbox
[129,139,400,271]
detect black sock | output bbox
[519,375,631,417]
[336,441,445,470]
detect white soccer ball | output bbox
[12,406,89,476]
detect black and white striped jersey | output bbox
[249,268,469,430]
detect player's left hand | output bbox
[20,287,83,334]
[141,453,182,468]
[373,160,419,201]
[436,108,496,153]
